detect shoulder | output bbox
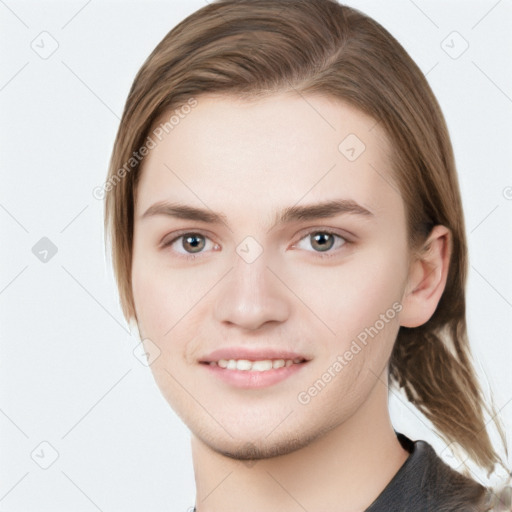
[366,433,488,512]
[413,439,487,511]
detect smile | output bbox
[210,358,306,372]
[200,358,309,388]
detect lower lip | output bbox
[201,362,309,388]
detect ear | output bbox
[399,225,452,328]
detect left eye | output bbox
[294,231,346,253]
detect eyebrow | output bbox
[140,198,374,228]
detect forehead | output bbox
[134,92,399,223]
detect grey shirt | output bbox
[365,432,487,511]
[192,432,487,511]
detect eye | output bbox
[162,232,219,258]
[161,229,350,261]
[294,230,347,256]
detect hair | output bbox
[104,0,510,507]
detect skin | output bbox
[131,92,451,512]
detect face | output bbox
[131,92,412,459]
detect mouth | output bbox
[200,357,308,372]
[198,350,311,389]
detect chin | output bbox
[193,421,327,462]
[207,436,309,461]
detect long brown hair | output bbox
[104,0,510,505]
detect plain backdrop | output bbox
[1,0,511,510]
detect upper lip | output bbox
[200,347,311,363]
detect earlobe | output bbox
[399,225,452,328]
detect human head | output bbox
[104,0,506,477]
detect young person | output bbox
[104,1,511,510]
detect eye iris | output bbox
[183,234,205,253]
[311,232,334,252]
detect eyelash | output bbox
[161,229,351,262]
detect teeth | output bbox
[251,360,273,371]
[216,358,303,371]
[236,359,253,371]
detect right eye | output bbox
[162,232,220,260]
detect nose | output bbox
[213,249,290,331]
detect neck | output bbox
[191,380,410,512]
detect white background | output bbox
[1,0,511,510]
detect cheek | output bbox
[131,250,221,347]
[346,254,405,328]
[131,253,183,339]
[286,245,407,340]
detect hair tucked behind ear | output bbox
[104,0,510,498]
